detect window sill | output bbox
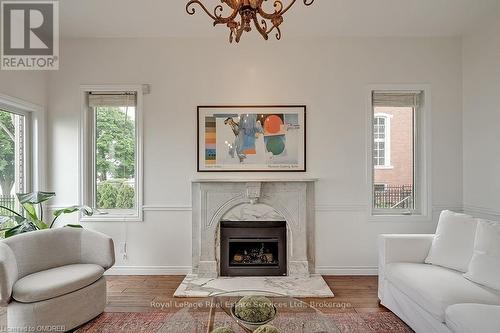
[368,213,431,223]
[374,165,394,170]
[80,214,143,223]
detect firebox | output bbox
[220,221,287,277]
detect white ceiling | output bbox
[60,0,500,38]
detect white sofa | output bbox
[379,234,500,333]
[0,228,115,332]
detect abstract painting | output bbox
[197,106,306,172]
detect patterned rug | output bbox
[76,311,413,333]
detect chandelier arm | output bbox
[253,16,269,40]
[265,23,282,41]
[275,26,282,40]
[234,22,246,43]
[222,0,239,10]
[186,1,239,25]
[229,25,236,43]
[257,0,286,19]
[186,0,218,20]
[279,0,314,17]
[213,5,239,24]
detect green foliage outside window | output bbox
[95,107,135,182]
[97,180,135,210]
[94,106,136,210]
[0,110,15,196]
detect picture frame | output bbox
[197,105,306,172]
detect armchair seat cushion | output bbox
[12,264,104,303]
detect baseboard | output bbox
[315,266,378,275]
[105,266,192,276]
[106,265,377,276]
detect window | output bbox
[0,108,29,215]
[373,115,391,167]
[81,87,143,221]
[371,90,424,215]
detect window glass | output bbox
[0,109,27,216]
[373,107,415,211]
[92,102,137,215]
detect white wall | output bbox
[0,71,47,107]
[0,71,48,193]
[462,12,500,221]
[46,36,463,274]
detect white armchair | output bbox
[0,228,115,332]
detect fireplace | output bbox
[191,180,316,278]
[220,221,287,277]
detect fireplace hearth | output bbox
[220,221,287,277]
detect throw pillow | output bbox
[464,219,500,291]
[425,210,478,272]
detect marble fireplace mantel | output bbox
[192,177,319,183]
[191,178,317,278]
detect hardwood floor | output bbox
[106,275,388,314]
[0,275,388,327]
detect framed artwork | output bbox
[197,105,306,172]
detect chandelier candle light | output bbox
[186,0,315,43]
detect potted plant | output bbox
[0,191,92,238]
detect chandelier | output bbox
[186,0,315,43]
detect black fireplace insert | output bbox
[220,221,287,277]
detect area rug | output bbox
[76,311,413,333]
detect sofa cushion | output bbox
[425,210,478,272]
[446,304,500,333]
[464,219,500,291]
[385,263,500,322]
[12,264,104,303]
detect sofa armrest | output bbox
[0,243,18,306]
[80,229,115,270]
[379,234,434,268]
[378,234,434,301]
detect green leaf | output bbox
[4,221,38,238]
[0,215,26,228]
[53,205,93,218]
[21,202,39,221]
[16,192,56,205]
[66,224,84,229]
[0,205,24,218]
[50,205,93,229]
[32,219,48,230]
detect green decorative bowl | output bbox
[230,304,277,331]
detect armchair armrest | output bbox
[0,243,18,306]
[379,234,434,268]
[80,229,115,270]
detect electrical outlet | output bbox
[119,242,127,260]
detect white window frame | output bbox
[373,113,393,169]
[79,85,143,222]
[366,84,432,222]
[0,93,46,194]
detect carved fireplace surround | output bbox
[191,179,317,278]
